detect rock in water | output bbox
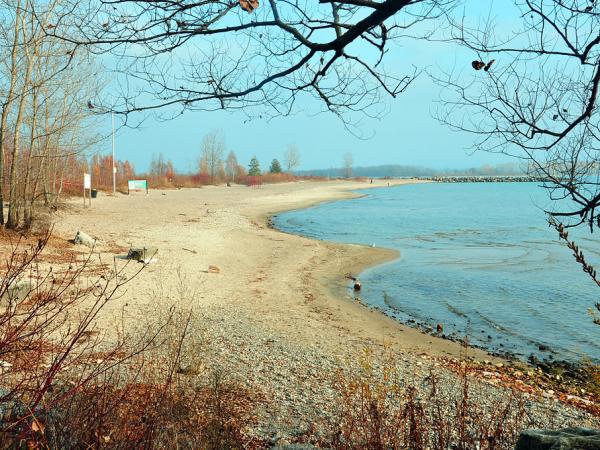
[515,428,600,450]
[73,230,96,248]
[127,247,158,262]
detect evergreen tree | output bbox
[269,158,282,174]
[248,156,261,176]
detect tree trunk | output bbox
[7,1,34,229]
[23,87,39,227]
[0,0,23,226]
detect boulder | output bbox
[0,280,33,307]
[73,231,96,248]
[127,247,158,262]
[515,428,600,450]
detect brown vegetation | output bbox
[0,232,264,448]
[320,348,531,450]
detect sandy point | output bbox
[52,178,493,361]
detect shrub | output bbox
[0,232,262,448]
[324,347,531,450]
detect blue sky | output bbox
[101,1,517,173]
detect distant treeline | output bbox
[297,163,526,178]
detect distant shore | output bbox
[417,175,546,183]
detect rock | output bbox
[353,281,361,291]
[0,386,26,429]
[208,265,220,274]
[0,280,33,306]
[73,230,96,248]
[542,390,555,399]
[515,428,600,450]
[271,445,320,449]
[127,246,158,262]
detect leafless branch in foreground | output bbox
[44,0,455,129]
[549,217,600,325]
[434,0,600,230]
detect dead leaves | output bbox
[31,418,45,435]
[239,0,259,13]
[471,59,495,72]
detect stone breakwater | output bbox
[417,176,546,183]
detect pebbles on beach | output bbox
[191,300,597,443]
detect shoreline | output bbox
[48,178,585,365]
[260,182,593,367]
[243,179,501,361]
[51,178,497,361]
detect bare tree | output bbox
[49,0,455,127]
[225,151,239,183]
[437,1,600,230]
[0,0,23,226]
[343,152,354,178]
[199,130,225,184]
[284,145,301,174]
[434,0,600,321]
[0,0,101,229]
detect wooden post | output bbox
[83,173,91,208]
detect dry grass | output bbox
[317,347,535,450]
[0,234,264,449]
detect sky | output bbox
[99,1,517,174]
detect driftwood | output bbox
[127,247,158,262]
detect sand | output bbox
[52,179,490,360]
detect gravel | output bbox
[185,301,599,445]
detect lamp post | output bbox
[87,101,116,194]
[112,111,116,194]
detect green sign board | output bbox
[128,179,148,194]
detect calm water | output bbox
[273,183,600,362]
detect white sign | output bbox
[83,173,91,189]
[128,179,148,192]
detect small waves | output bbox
[274,182,600,362]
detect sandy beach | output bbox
[53,179,485,359]
[43,179,596,440]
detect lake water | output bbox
[273,182,600,362]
